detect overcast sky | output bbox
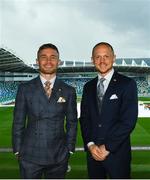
[0,0,150,64]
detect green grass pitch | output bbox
[0,103,150,178]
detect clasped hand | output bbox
[88,144,110,161]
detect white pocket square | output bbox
[57,97,66,103]
[110,94,118,100]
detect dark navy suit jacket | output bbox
[12,76,77,165]
[80,71,138,164]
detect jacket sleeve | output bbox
[66,87,78,152]
[105,79,138,152]
[12,84,27,153]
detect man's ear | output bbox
[36,59,39,65]
[58,59,61,65]
[91,57,94,65]
[113,54,116,63]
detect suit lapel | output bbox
[34,76,49,102]
[49,78,63,104]
[25,76,48,117]
[102,71,119,106]
[32,77,64,116]
[34,76,62,103]
[90,77,100,116]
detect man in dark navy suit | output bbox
[12,43,77,179]
[80,42,138,179]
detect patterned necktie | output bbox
[44,81,52,98]
[97,78,105,112]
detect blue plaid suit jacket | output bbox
[12,76,77,165]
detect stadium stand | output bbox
[0,47,150,104]
[0,77,150,104]
[0,81,20,104]
[133,77,149,96]
[62,78,90,96]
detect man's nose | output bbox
[99,57,105,62]
[46,57,54,62]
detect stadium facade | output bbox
[0,47,150,104]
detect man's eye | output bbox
[95,56,100,59]
[40,56,47,59]
[51,56,57,60]
[51,56,58,60]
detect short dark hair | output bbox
[37,43,59,58]
[92,42,114,56]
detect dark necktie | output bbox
[97,78,105,113]
[44,81,52,98]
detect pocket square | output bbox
[110,94,118,100]
[57,97,66,103]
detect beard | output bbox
[39,67,57,75]
[95,65,112,75]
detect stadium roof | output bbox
[0,48,37,73]
[57,58,150,73]
[0,47,150,74]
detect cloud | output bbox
[1,0,150,64]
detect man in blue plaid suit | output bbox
[12,43,77,179]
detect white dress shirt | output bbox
[40,75,56,89]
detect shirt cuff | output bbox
[87,142,95,148]
[14,152,19,155]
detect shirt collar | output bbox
[98,68,114,82]
[40,75,56,88]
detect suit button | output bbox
[98,124,102,127]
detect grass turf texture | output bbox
[0,107,150,147]
[0,151,150,179]
[0,97,150,178]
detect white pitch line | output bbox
[75,147,150,151]
[1,147,150,153]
